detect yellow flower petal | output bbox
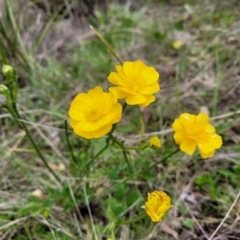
[174,132,186,144]
[126,93,146,105]
[180,138,196,155]
[91,124,112,138]
[111,103,122,123]
[115,65,126,79]
[200,151,215,159]
[197,135,222,153]
[69,107,86,121]
[179,113,196,126]
[205,124,216,133]
[138,82,160,95]
[108,72,123,85]
[68,93,92,121]
[196,112,209,124]
[76,120,100,132]
[131,60,147,74]
[139,95,155,107]
[73,127,93,139]
[97,103,122,127]
[88,86,104,106]
[109,87,129,99]
[146,209,160,222]
[172,119,184,132]
[117,86,137,95]
[123,61,133,75]
[69,119,78,129]
[209,134,223,148]
[102,93,114,113]
[141,67,160,85]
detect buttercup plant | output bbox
[0,26,224,238]
[65,28,223,226]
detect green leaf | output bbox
[114,183,129,200]
[19,203,43,216]
[218,169,237,179]
[183,219,194,229]
[195,173,213,185]
[107,198,126,221]
[174,20,184,30]
[126,190,142,207]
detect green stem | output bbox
[64,118,77,164]
[112,144,149,151]
[116,213,147,226]
[13,108,61,183]
[84,143,109,169]
[84,103,128,169]
[145,148,180,172]
[0,19,29,70]
[90,26,123,65]
[109,134,133,174]
[0,38,7,64]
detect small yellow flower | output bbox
[68,86,122,139]
[172,112,223,158]
[145,191,171,222]
[149,136,161,148]
[108,60,160,106]
[172,40,184,50]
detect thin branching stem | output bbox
[109,134,133,174]
[143,148,180,172]
[84,143,109,169]
[13,108,61,183]
[90,25,123,65]
[116,213,147,225]
[84,103,128,169]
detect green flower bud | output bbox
[0,84,10,105]
[0,84,9,94]
[2,65,14,75]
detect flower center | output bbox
[192,127,201,136]
[187,125,206,140]
[126,77,145,91]
[151,196,163,210]
[87,108,102,122]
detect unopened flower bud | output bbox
[2,65,14,75]
[0,84,9,94]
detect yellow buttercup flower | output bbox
[108,60,160,106]
[172,112,223,158]
[149,136,161,148]
[172,40,184,50]
[68,86,122,139]
[145,191,171,222]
